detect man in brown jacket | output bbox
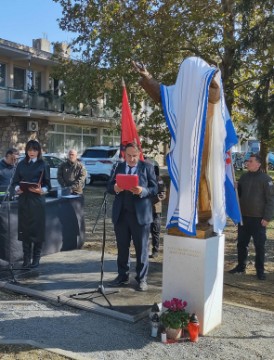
[57,149,86,195]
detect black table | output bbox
[0,196,85,263]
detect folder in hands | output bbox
[116,174,139,190]
[19,181,40,192]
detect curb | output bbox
[0,339,93,360]
[223,300,274,314]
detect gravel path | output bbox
[0,300,274,360]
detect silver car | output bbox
[80,146,121,184]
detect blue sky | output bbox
[1,0,75,48]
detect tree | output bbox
[232,0,274,170]
[53,0,273,157]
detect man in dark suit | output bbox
[107,143,158,291]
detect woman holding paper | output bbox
[13,140,51,268]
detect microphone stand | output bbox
[69,162,121,307]
[69,190,119,308]
[92,161,119,233]
[0,161,30,283]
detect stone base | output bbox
[167,223,214,239]
[162,234,225,335]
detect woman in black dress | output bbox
[13,140,51,268]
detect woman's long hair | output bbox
[25,140,42,161]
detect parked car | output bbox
[268,152,274,170]
[80,146,121,184]
[232,152,244,170]
[19,154,64,188]
[243,151,274,170]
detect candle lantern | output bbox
[187,313,200,342]
[149,302,161,319]
[151,313,160,337]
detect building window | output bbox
[27,70,42,92]
[102,128,120,146]
[0,63,6,87]
[66,125,82,134]
[48,133,64,155]
[14,67,26,90]
[47,124,99,155]
[83,135,96,148]
[34,71,42,92]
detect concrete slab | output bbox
[0,249,162,323]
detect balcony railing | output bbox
[0,87,94,116]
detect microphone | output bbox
[109,160,120,184]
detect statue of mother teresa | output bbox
[133,57,240,237]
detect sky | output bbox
[1,0,75,49]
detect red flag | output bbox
[120,81,144,160]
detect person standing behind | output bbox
[149,165,166,258]
[0,148,19,187]
[12,140,51,268]
[229,154,274,280]
[57,149,86,195]
[107,142,158,291]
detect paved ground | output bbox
[0,249,163,322]
[1,175,274,359]
[0,248,274,360]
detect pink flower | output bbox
[163,298,187,311]
[163,300,171,309]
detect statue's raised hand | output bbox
[132,61,160,103]
[132,61,152,79]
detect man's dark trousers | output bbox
[150,213,161,253]
[114,210,150,283]
[237,216,267,274]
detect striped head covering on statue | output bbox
[161,56,240,236]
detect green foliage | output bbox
[160,309,189,329]
[52,0,274,153]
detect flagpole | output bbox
[120,78,125,158]
[229,150,243,225]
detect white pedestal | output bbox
[162,234,225,335]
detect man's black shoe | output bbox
[22,260,31,268]
[31,258,40,268]
[228,266,246,274]
[257,273,266,280]
[108,276,129,287]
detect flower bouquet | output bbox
[160,297,189,340]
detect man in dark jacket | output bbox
[0,148,19,187]
[57,149,86,195]
[229,154,274,280]
[107,143,158,291]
